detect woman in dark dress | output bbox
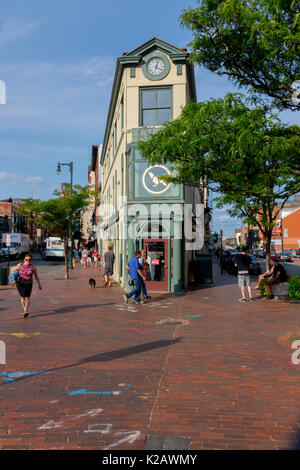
[12,254,42,317]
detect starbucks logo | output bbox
[142,165,170,194]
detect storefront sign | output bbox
[151,259,160,265]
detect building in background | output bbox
[82,145,102,247]
[0,198,47,251]
[268,196,300,251]
[97,37,207,293]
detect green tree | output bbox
[19,185,96,279]
[180,0,300,110]
[138,94,300,265]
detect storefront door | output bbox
[143,239,168,291]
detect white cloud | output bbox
[0,171,44,186]
[0,17,41,47]
[0,171,23,185]
[216,215,236,222]
[25,176,45,184]
[0,56,115,132]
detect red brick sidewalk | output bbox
[0,260,299,449]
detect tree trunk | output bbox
[265,229,272,271]
[64,237,69,280]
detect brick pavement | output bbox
[0,260,299,450]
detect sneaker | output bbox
[124,294,128,304]
[239,298,246,302]
[144,296,151,300]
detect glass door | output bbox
[143,239,168,291]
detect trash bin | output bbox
[0,267,8,285]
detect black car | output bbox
[249,255,262,275]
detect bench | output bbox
[272,282,289,300]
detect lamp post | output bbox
[57,161,74,270]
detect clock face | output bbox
[142,165,170,194]
[146,57,165,76]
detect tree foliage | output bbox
[138,93,300,262]
[180,0,300,110]
[19,184,95,279]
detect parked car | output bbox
[277,251,293,262]
[249,255,262,275]
[257,250,266,258]
[294,250,300,258]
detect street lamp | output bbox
[57,161,74,270]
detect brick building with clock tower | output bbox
[97,38,208,293]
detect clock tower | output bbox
[98,38,204,293]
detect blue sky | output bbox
[0,0,299,237]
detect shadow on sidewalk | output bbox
[0,338,182,386]
[31,303,116,319]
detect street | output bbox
[0,255,65,276]
[0,260,299,450]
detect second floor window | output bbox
[140,87,172,126]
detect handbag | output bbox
[128,278,134,286]
[9,270,19,282]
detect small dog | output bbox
[89,278,96,288]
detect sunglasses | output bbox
[25,258,32,261]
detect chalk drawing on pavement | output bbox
[104,431,141,450]
[0,332,41,338]
[84,423,112,434]
[0,370,49,385]
[68,389,122,396]
[184,314,202,319]
[68,383,132,396]
[38,408,103,430]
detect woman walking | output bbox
[12,254,42,317]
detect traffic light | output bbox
[73,219,81,240]
[4,216,9,232]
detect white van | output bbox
[1,233,30,259]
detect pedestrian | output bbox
[103,246,115,287]
[234,246,253,302]
[93,249,98,267]
[87,250,92,267]
[81,247,88,268]
[138,249,151,300]
[11,253,42,317]
[253,261,275,291]
[262,257,287,299]
[124,250,145,305]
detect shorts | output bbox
[104,268,113,276]
[238,274,250,287]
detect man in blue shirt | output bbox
[124,250,145,305]
[139,250,151,300]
